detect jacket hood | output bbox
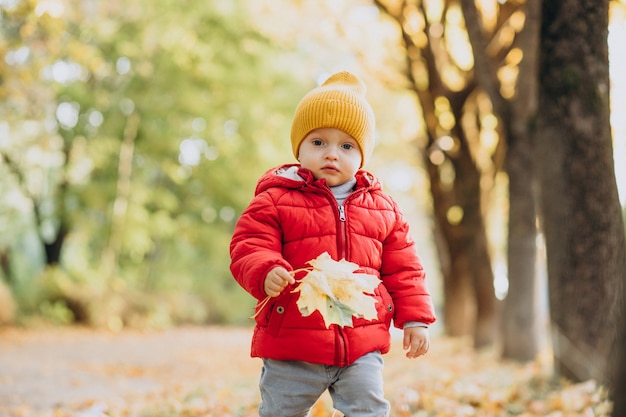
[254,164,381,196]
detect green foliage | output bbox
[0,0,303,327]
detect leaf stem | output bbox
[249,295,272,320]
[249,267,313,320]
[291,267,313,277]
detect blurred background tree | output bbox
[534,0,625,386]
[1,0,625,397]
[0,0,307,327]
[370,2,624,392]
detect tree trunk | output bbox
[502,135,540,360]
[460,0,545,352]
[0,151,70,266]
[500,0,542,361]
[375,0,501,347]
[535,0,626,385]
[612,276,626,415]
[102,112,140,278]
[43,223,68,265]
[431,213,475,336]
[0,249,12,285]
[426,114,498,348]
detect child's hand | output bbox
[403,326,430,359]
[264,267,295,297]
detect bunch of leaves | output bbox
[291,252,381,328]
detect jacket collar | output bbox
[255,163,379,196]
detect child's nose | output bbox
[324,145,339,159]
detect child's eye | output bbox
[312,139,323,146]
[342,143,354,150]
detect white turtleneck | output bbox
[329,177,357,204]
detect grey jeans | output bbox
[259,351,390,417]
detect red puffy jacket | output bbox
[230,164,436,366]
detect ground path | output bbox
[0,326,611,417]
[0,326,261,416]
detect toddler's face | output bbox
[297,128,362,187]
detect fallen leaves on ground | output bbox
[0,327,612,417]
[380,336,612,417]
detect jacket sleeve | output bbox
[230,190,292,301]
[380,200,436,329]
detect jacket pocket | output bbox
[377,285,394,326]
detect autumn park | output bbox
[1,0,626,416]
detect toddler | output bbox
[230,71,436,417]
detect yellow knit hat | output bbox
[290,71,376,168]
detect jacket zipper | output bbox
[336,203,348,365]
[338,204,347,259]
[333,190,359,366]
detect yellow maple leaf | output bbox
[292,252,381,328]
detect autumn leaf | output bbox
[292,252,381,328]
